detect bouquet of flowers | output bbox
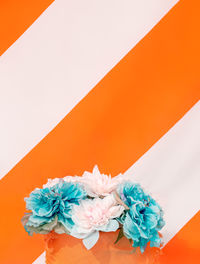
[22,166,165,253]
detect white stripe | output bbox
[33,102,200,263]
[0,0,178,179]
[32,252,45,264]
[124,101,200,245]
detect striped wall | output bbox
[0,0,199,263]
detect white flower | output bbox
[43,166,124,196]
[70,194,124,249]
[63,175,82,183]
[81,165,123,197]
[43,176,82,188]
[43,178,62,188]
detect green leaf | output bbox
[114,228,124,244]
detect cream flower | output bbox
[43,178,63,188]
[63,175,82,183]
[43,176,82,188]
[70,194,124,249]
[81,165,123,197]
[43,166,124,196]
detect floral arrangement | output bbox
[22,166,165,252]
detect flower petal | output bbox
[99,219,119,232]
[83,231,99,250]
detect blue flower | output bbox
[24,181,86,234]
[118,182,165,253]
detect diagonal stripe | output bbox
[0,0,199,263]
[0,0,178,179]
[0,0,54,56]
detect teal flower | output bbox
[24,181,86,235]
[117,182,165,253]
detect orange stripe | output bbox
[0,0,54,56]
[0,0,200,263]
[160,211,200,264]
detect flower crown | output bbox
[22,166,165,253]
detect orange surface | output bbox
[0,0,200,263]
[46,211,200,264]
[46,230,162,264]
[0,0,54,56]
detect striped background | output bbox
[0,0,199,263]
